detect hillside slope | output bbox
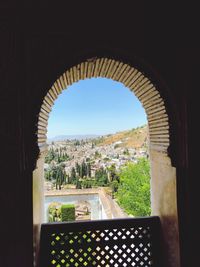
[98,125,148,149]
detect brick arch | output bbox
[37,57,169,154]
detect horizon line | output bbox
[47,124,147,139]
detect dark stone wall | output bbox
[0,2,197,267]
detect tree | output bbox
[76,178,82,189]
[94,151,101,159]
[45,148,56,163]
[45,168,52,181]
[95,167,108,186]
[87,162,91,177]
[116,158,151,216]
[75,162,81,176]
[123,148,130,156]
[81,160,87,178]
[55,165,65,190]
[107,164,119,182]
[74,140,80,146]
[70,167,76,184]
[86,157,90,162]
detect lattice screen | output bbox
[39,217,162,267]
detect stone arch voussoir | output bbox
[37,57,170,154]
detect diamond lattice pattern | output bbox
[49,226,153,267]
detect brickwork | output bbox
[37,58,169,154]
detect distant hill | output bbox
[98,125,148,149]
[47,125,148,148]
[47,134,101,142]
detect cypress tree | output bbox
[87,162,91,177]
[70,167,76,183]
[75,162,81,176]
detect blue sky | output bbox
[47,78,147,138]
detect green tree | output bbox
[75,162,81,176]
[87,162,91,177]
[76,178,82,189]
[45,148,56,163]
[94,151,101,159]
[116,158,151,216]
[82,179,92,188]
[123,148,130,156]
[70,167,76,184]
[74,140,80,146]
[107,164,119,182]
[95,167,108,186]
[55,165,65,190]
[45,168,52,181]
[81,160,87,178]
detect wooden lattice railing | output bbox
[39,216,163,267]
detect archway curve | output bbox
[33,57,180,267]
[37,57,170,154]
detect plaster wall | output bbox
[33,153,45,266]
[150,149,180,267]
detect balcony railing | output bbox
[39,216,163,267]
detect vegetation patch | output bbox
[61,204,75,222]
[48,202,61,222]
[116,158,151,216]
[48,203,75,222]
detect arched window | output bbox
[33,58,179,267]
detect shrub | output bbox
[61,204,75,222]
[48,202,61,222]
